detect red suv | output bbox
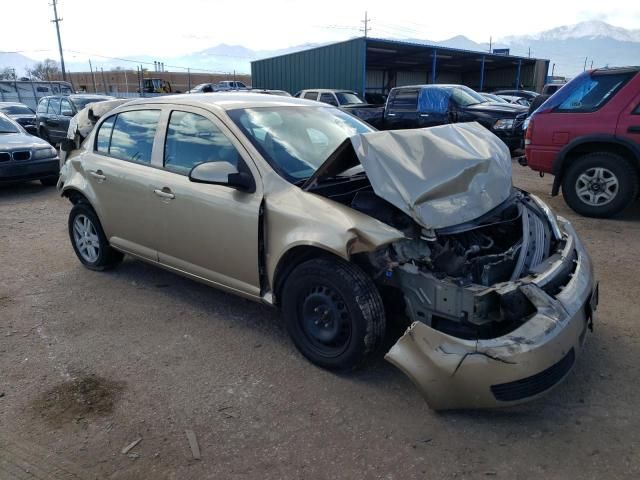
[525,67,640,217]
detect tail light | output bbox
[524,116,535,145]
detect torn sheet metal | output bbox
[385,220,596,410]
[350,122,512,230]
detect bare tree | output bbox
[0,67,17,81]
[26,59,60,81]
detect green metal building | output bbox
[251,37,549,96]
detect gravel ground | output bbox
[1,163,639,479]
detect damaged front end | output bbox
[371,193,596,409]
[307,123,597,409]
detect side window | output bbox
[319,93,339,106]
[47,97,61,115]
[96,115,116,154]
[36,98,48,114]
[388,89,419,111]
[304,92,318,100]
[556,73,631,112]
[418,89,450,114]
[108,110,160,163]
[164,111,240,175]
[633,103,640,115]
[60,98,73,116]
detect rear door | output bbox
[384,88,420,129]
[58,97,75,141]
[151,106,263,297]
[44,97,61,140]
[615,73,640,146]
[83,108,164,260]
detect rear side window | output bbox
[304,92,318,100]
[60,98,73,116]
[96,116,115,154]
[555,73,631,113]
[47,97,60,115]
[163,111,239,175]
[95,110,160,164]
[36,98,48,114]
[388,89,419,111]
[319,93,338,106]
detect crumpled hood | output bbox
[349,122,512,230]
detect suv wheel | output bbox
[68,203,123,270]
[282,257,386,371]
[562,152,639,218]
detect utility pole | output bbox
[583,57,588,71]
[528,47,531,58]
[361,11,370,37]
[590,60,594,69]
[88,59,97,93]
[51,0,67,81]
[100,67,107,94]
[551,63,556,76]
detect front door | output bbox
[150,107,263,297]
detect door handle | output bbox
[89,170,106,181]
[628,126,640,134]
[153,187,175,200]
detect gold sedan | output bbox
[58,93,597,409]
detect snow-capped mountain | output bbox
[501,20,640,43]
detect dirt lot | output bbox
[1,163,639,479]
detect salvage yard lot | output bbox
[1,164,639,480]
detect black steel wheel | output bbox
[282,257,385,370]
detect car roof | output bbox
[0,101,29,106]
[119,92,323,111]
[392,84,468,90]
[301,89,357,93]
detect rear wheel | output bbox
[562,152,639,218]
[68,203,123,270]
[282,257,386,370]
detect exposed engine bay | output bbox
[308,174,570,340]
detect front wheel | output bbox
[562,152,639,218]
[68,203,123,270]
[282,257,386,371]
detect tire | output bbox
[282,257,386,371]
[40,176,58,186]
[562,152,639,218]
[68,203,123,271]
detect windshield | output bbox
[71,97,112,110]
[449,86,486,106]
[336,92,365,105]
[0,115,19,133]
[535,70,632,114]
[0,105,34,115]
[482,94,507,103]
[229,106,373,181]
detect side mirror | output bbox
[188,161,255,193]
[60,138,75,152]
